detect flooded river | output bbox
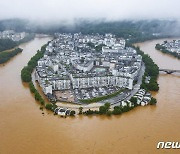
[0,37,180,154]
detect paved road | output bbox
[125,63,145,101]
[100,63,145,107]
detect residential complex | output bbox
[0,30,27,41]
[35,33,143,102]
[160,40,180,55]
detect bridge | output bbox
[159,69,180,74]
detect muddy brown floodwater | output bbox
[0,37,180,154]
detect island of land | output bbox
[155,40,180,59]
[21,32,159,117]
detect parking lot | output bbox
[74,86,121,100]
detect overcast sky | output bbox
[0,0,180,23]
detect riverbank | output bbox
[155,43,180,59]
[0,48,23,64]
[132,45,159,91]
[0,33,35,52]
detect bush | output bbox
[112,106,122,115]
[29,82,36,93]
[99,106,107,114]
[45,103,53,110]
[84,109,95,115]
[40,99,45,105]
[106,110,112,116]
[121,106,132,112]
[130,97,137,105]
[34,91,41,101]
[70,110,76,116]
[150,97,157,105]
[83,109,99,115]
[99,103,110,114]
[79,107,83,114]
[0,39,17,52]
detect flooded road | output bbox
[0,37,180,154]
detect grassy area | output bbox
[80,89,125,103]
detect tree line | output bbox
[81,101,137,116]
[130,45,159,91]
[29,81,45,105]
[29,81,59,113]
[21,44,47,82]
[80,95,156,116]
[0,39,17,52]
[0,48,23,64]
[22,43,58,113]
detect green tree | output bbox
[130,97,137,105]
[104,103,110,110]
[0,39,17,52]
[99,106,107,114]
[29,82,36,93]
[150,97,157,105]
[106,110,112,116]
[79,107,83,114]
[40,99,45,105]
[70,110,76,116]
[45,103,53,110]
[21,66,32,82]
[112,106,122,115]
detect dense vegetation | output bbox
[1,19,180,43]
[21,44,47,82]
[149,97,157,105]
[129,97,138,105]
[82,101,137,116]
[29,81,58,112]
[29,81,45,105]
[155,43,180,59]
[0,48,22,64]
[0,39,17,52]
[129,45,159,91]
[80,89,125,103]
[82,94,156,116]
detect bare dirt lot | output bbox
[54,90,75,102]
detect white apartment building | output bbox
[71,75,133,90]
